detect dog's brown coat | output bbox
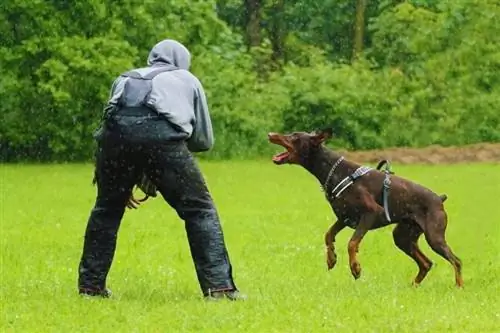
[269,129,463,287]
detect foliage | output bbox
[0,0,499,161]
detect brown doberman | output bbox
[268,129,463,287]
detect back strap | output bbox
[121,65,178,80]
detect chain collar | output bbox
[321,156,344,195]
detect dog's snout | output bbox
[268,132,287,145]
[268,132,280,141]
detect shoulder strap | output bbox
[121,65,178,80]
[105,65,178,116]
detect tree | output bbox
[268,0,286,63]
[353,0,367,60]
[245,0,262,48]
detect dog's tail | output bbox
[376,159,395,174]
[439,194,448,202]
[376,159,389,171]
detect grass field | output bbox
[1,160,499,332]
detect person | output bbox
[77,39,245,301]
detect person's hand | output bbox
[126,192,142,209]
[126,174,157,209]
[126,189,150,209]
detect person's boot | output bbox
[79,287,112,298]
[204,289,247,301]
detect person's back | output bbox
[99,39,213,152]
[79,39,245,301]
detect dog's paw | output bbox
[325,247,337,270]
[350,261,361,280]
[326,257,337,270]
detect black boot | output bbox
[204,289,247,301]
[79,287,113,298]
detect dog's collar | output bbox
[321,156,345,194]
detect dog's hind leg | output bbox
[392,222,433,286]
[324,220,346,270]
[422,209,463,287]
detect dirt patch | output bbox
[338,143,500,164]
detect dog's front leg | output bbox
[325,220,346,270]
[348,212,378,280]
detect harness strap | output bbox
[331,178,353,198]
[377,160,393,222]
[383,176,391,221]
[104,65,180,119]
[121,65,178,80]
[331,166,373,198]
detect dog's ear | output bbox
[311,128,333,145]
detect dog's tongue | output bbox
[272,151,289,163]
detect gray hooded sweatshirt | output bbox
[104,39,214,152]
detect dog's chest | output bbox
[328,198,361,229]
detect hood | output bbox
[147,39,191,70]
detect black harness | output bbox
[323,158,395,228]
[103,65,179,121]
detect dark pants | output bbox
[78,113,237,296]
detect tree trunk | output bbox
[353,0,367,60]
[269,0,286,63]
[245,0,261,48]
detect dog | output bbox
[268,128,463,287]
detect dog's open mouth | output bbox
[268,132,292,165]
[272,151,290,164]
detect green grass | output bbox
[1,160,499,332]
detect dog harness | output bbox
[376,160,394,222]
[330,165,373,198]
[322,156,394,224]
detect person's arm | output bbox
[187,79,214,152]
[94,78,121,140]
[100,78,122,120]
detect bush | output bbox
[0,0,498,162]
